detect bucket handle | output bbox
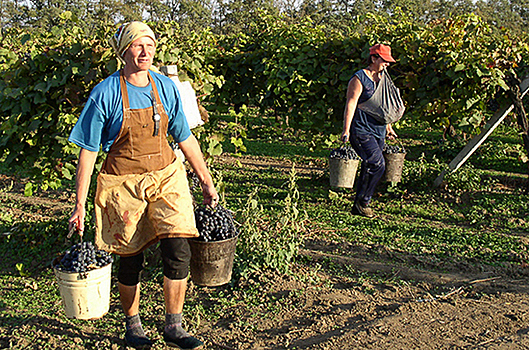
[67,221,83,243]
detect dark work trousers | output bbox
[350,133,385,206]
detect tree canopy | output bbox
[1,0,527,35]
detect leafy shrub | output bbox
[0,18,114,189]
[401,153,443,191]
[443,164,497,194]
[234,165,306,278]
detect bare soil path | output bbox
[200,155,529,349]
[2,156,529,349]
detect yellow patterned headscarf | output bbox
[109,22,157,63]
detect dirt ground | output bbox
[196,156,529,349]
[199,241,529,350]
[3,156,529,350]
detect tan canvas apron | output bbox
[94,71,198,257]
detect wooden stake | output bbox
[434,76,529,187]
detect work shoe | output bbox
[163,332,204,349]
[125,330,152,349]
[352,202,375,218]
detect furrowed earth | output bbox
[1,155,529,350]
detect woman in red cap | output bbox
[341,44,399,217]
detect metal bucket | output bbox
[329,157,360,188]
[383,152,406,182]
[188,236,238,287]
[52,258,112,320]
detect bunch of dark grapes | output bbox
[56,242,113,273]
[187,170,200,191]
[383,144,406,154]
[194,205,238,242]
[329,146,361,160]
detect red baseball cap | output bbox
[369,44,396,63]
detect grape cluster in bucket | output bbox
[194,205,238,242]
[56,241,113,273]
[329,146,361,160]
[383,144,405,154]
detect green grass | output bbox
[1,116,529,348]
[223,118,529,267]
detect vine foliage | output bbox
[0,11,528,188]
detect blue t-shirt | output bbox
[351,69,386,139]
[69,70,191,152]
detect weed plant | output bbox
[234,165,306,278]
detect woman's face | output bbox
[123,36,156,72]
[372,56,391,71]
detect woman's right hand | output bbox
[68,148,97,239]
[68,205,85,238]
[342,77,362,145]
[341,131,349,143]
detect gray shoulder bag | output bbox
[357,70,405,124]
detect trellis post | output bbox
[433,77,529,187]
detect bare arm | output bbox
[342,76,363,143]
[178,134,218,207]
[68,148,98,236]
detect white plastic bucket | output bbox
[53,259,112,320]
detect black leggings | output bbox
[118,238,191,286]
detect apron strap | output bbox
[120,70,165,117]
[119,70,131,113]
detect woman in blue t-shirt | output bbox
[68,22,215,350]
[341,44,398,217]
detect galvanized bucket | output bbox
[329,157,360,188]
[383,152,406,182]
[188,236,238,287]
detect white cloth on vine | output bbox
[170,77,204,130]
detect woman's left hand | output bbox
[386,124,398,140]
[202,182,219,208]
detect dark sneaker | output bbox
[352,202,375,218]
[125,330,152,349]
[163,333,204,349]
